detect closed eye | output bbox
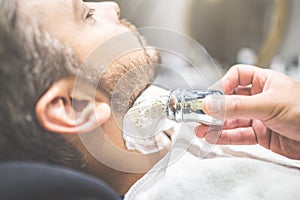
[82,3,95,20]
[85,8,95,19]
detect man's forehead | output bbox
[18,0,75,11]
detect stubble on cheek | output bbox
[98,49,160,113]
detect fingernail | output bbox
[203,95,224,115]
[195,126,202,138]
[194,126,199,134]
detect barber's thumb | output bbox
[202,95,225,119]
[203,94,267,120]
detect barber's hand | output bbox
[195,65,300,160]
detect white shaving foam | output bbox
[122,85,173,154]
[128,85,170,130]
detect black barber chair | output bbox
[0,162,121,200]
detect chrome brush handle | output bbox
[166,89,224,125]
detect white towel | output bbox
[125,139,300,200]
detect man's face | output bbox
[18,0,158,155]
[19,0,133,61]
[19,0,157,100]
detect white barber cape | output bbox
[125,141,300,200]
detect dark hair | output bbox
[0,0,86,169]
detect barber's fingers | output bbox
[222,65,268,94]
[195,125,208,138]
[195,118,251,138]
[203,94,272,120]
[208,127,258,145]
[206,120,270,148]
[223,118,252,129]
[195,125,259,145]
[233,86,252,95]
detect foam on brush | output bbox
[127,85,170,130]
[122,85,172,154]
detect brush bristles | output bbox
[127,85,170,129]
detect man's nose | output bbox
[87,2,121,23]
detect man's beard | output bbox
[120,19,137,32]
[75,19,160,113]
[99,50,159,113]
[96,19,160,113]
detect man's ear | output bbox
[35,77,111,134]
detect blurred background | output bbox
[89,0,300,80]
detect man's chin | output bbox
[96,18,161,112]
[124,50,160,109]
[98,48,159,112]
